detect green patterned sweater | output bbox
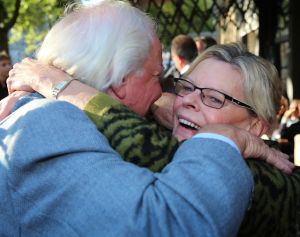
[84,93,300,237]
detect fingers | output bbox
[7,69,15,94]
[0,94,17,120]
[0,91,31,120]
[7,68,22,94]
[241,133,295,174]
[264,148,295,174]
[249,141,294,174]
[7,58,36,94]
[242,133,266,158]
[197,124,295,175]
[7,62,21,93]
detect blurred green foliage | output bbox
[1,0,216,56]
[0,0,72,56]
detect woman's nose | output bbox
[182,90,202,110]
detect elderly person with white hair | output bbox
[0,1,281,236]
[1,1,296,236]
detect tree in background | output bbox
[1,0,214,58]
[0,0,20,55]
[0,0,70,58]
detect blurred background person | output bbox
[271,95,289,140]
[0,52,12,100]
[162,34,198,92]
[281,99,300,127]
[193,36,204,54]
[194,35,217,54]
[201,36,217,50]
[277,99,300,156]
[170,34,198,75]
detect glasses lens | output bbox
[201,89,225,109]
[175,79,194,96]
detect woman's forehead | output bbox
[188,58,246,98]
[189,59,241,84]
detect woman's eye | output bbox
[183,86,193,92]
[208,96,223,104]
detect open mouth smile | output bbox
[178,118,201,130]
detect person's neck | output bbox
[291,115,299,121]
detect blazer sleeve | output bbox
[84,92,179,172]
[0,99,254,237]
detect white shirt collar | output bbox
[180,64,190,75]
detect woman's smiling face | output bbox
[172,58,257,141]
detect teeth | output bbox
[179,118,201,130]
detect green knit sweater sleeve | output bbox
[83,93,179,172]
[238,161,300,237]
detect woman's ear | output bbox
[249,118,269,137]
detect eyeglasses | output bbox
[173,78,256,114]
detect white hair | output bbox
[37,0,156,91]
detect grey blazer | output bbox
[0,99,253,237]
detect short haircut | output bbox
[201,36,217,49]
[171,35,198,63]
[186,43,282,131]
[37,0,157,91]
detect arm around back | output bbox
[0,99,253,237]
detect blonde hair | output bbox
[37,0,156,91]
[186,43,282,130]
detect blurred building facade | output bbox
[131,0,299,100]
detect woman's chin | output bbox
[173,128,197,142]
